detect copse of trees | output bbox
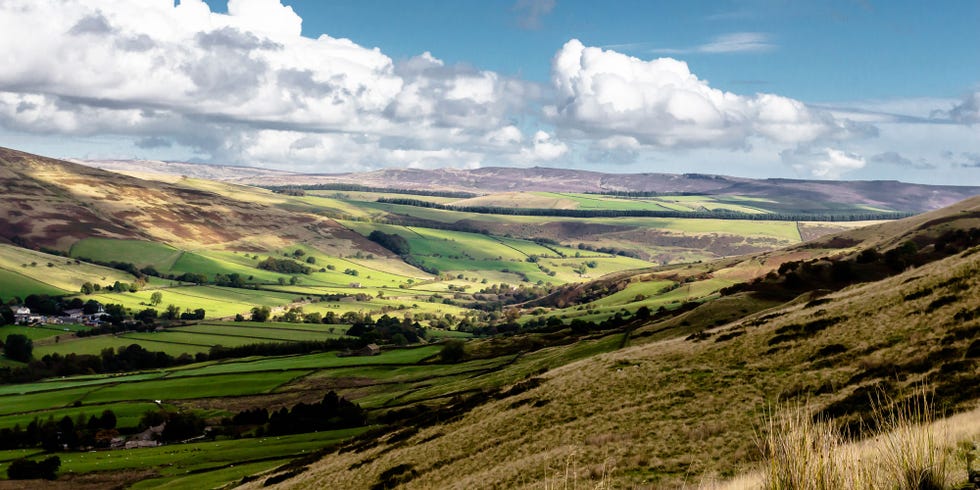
[267,391,365,435]
[256,257,312,274]
[3,334,32,362]
[368,230,411,255]
[0,409,118,451]
[6,456,60,480]
[345,314,425,344]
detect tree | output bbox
[439,340,465,363]
[3,334,32,363]
[150,291,163,306]
[83,300,102,315]
[163,304,181,320]
[251,306,271,322]
[7,456,60,480]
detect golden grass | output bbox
[710,389,980,490]
[236,246,980,490]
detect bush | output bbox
[439,340,466,363]
[3,334,32,362]
[7,456,60,480]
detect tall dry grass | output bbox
[758,389,963,490]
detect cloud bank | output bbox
[0,1,975,181]
[0,0,555,170]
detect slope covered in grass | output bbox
[250,218,980,489]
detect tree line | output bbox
[0,409,118,451]
[264,183,478,199]
[376,197,914,222]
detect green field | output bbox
[0,267,68,298]
[0,244,147,297]
[69,238,182,269]
[0,401,163,431]
[82,371,308,404]
[80,285,301,319]
[0,324,84,342]
[0,428,368,489]
[34,335,206,357]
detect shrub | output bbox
[7,456,60,480]
[439,340,466,363]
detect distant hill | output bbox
[0,147,383,256]
[71,158,296,183]
[78,159,980,214]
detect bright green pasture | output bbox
[69,238,182,269]
[0,324,79,341]
[0,244,138,295]
[0,428,368,487]
[200,321,343,332]
[80,371,307,404]
[34,335,205,357]
[168,251,287,283]
[120,331,270,349]
[0,449,43,463]
[0,267,68,297]
[79,285,301,318]
[0,401,162,431]
[0,386,95,416]
[297,296,471,318]
[131,459,291,490]
[0,372,167,397]
[586,280,678,307]
[167,323,343,341]
[169,346,441,378]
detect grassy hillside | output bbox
[0,244,137,298]
[0,147,383,257]
[254,234,980,489]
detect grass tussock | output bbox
[760,389,959,490]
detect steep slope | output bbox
[0,147,385,256]
[244,202,980,489]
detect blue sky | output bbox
[261,0,978,102]
[0,0,977,184]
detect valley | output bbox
[1,147,979,489]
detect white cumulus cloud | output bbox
[781,146,866,179]
[547,39,863,150]
[0,0,545,170]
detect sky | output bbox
[0,0,977,184]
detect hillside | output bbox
[241,198,980,489]
[0,147,382,256]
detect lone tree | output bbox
[439,340,465,363]
[251,306,271,322]
[150,291,163,306]
[3,334,32,363]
